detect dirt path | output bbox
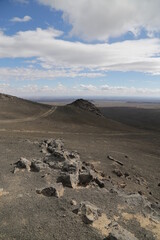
[0,106,57,123]
[0,128,153,137]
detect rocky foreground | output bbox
[7,138,160,240]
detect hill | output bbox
[0,93,51,122]
[0,93,131,132]
[68,99,103,116]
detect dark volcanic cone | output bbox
[69,99,103,116]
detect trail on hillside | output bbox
[0,106,57,123]
[0,128,154,137]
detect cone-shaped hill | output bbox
[68,99,103,116]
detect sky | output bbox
[0,0,160,98]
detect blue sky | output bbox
[0,0,160,98]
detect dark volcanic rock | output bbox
[69,99,103,116]
[36,183,64,198]
[113,169,123,177]
[79,171,93,186]
[57,173,79,188]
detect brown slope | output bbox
[0,93,135,133]
[48,104,135,132]
[0,93,51,121]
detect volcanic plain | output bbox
[0,93,160,240]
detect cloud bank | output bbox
[1,82,160,98]
[37,0,160,41]
[1,28,160,76]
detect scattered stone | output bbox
[94,178,105,188]
[14,139,104,195]
[41,148,48,154]
[48,138,64,151]
[40,138,64,154]
[31,160,48,172]
[79,171,93,186]
[124,172,129,178]
[113,169,123,177]
[57,173,79,188]
[109,188,118,194]
[36,183,64,198]
[119,183,126,188]
[13,167,19,174]
[62,159,82,174]
[14,157,31,172]
[70,199,77,206]
[135,176,147,186]
[107,155,124,166]
[74,201,101,224]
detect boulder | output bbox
[70,199,77,206]
[57,173,79,188]
[41,148,48,154]
[74,201,101,224]
[44,150,66,163]
[31,160,48,172]
[36,183,64,198]
[40,139,64,154]
[47,161,63,170]
[66,151,80,161]
[79,170,93,186]
[48,139,64,151]
[79,168,104,188]
[45,139,64,153]
[14,157,31,172]
[62,160,82,174]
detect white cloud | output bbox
[1,82,160,98]
[37,0,160,41]
[1,28,160,75]
[80,84,97,91]
[78,84,160,97]
[0,67,103,81]
[10,15,32,23]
